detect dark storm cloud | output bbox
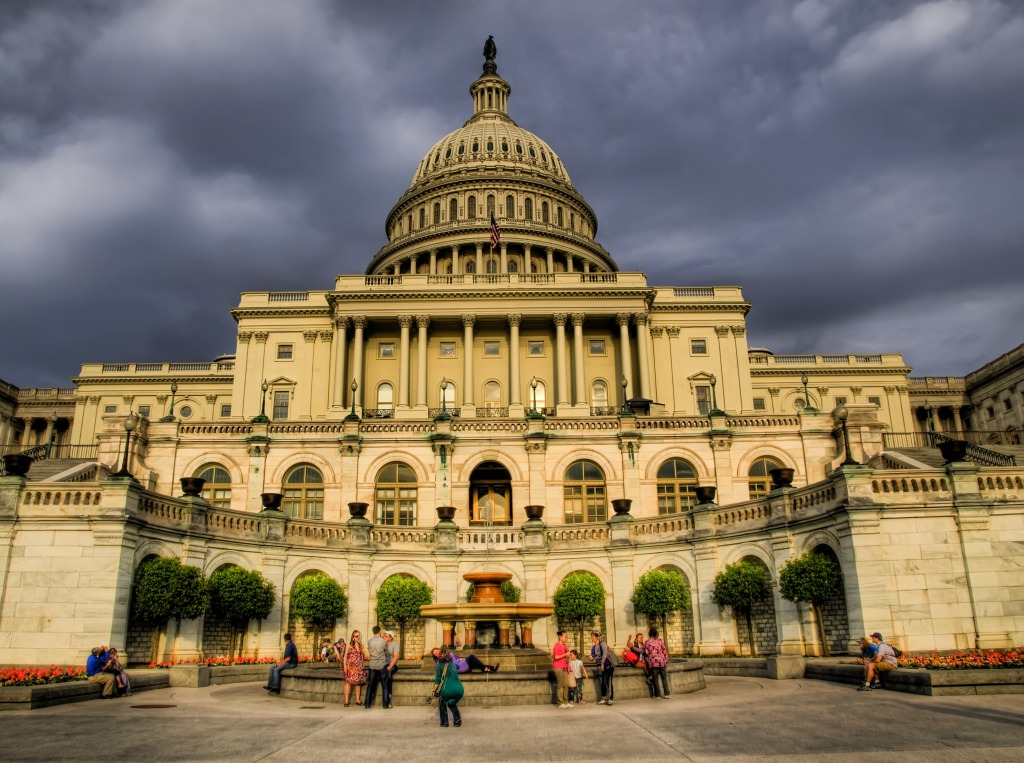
[1,0,1022,387]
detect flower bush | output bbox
[898,647,1024,670]
[0,666,86,687]
[147,655,312,669]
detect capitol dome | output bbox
[366,40,615,277]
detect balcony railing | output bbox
[476,407,509,418]
[362,408,395,419]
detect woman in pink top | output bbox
[552,630,572,708]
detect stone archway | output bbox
[202,563,238,658]
[286,569,341,658]
[125,554,162,666]
[741,556,778,656]
[636,566,696,656]
[812,545,851,654]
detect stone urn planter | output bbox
[348,501,369,519]
[436,505,457,522]
[938,439,969,464]
[2,454,33,477]
[611,498,633,515]
[179,477,206,497]
[260,492,284,511]
[695,486,717,505]
[769,468,795,489]
[523,504,545,521]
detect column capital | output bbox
[650,326,664,337]
[507,313,522,328]
[730,325,746,336]
[570,313,585,327]
[416,315,431,329]
[303,330,318,342]
[254,331,269,343]
[461,314,476,328]
[633,312,649,326]
[714,325,730,337]
[545,246,554,255]
[352,316,368,330]
[399,315,414,329]
[616,312,631,327]
[319,330,333,342]
[553,313,568,327]
[475,241,483,253]
[238,331,253,343]
[667,326,681,337]
[334,316,350,330]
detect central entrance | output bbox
[469,461,512,525]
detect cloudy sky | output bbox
[2,0,1022,388]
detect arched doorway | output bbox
[740,556,778,656]
[125,553,162,666]
[202,563,238,657]
[641,565,696,655]
[812,545,851,654]
[468,461,512,525]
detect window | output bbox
[986,406,995,419]
[273,390,289,420]
[591,380,608,408]
[529,380,546,411]
[449,198,458,221]
[487,194,495,217]
[868,396,881,407]
[433,202,441,224]
[753,398,766,411]
[220,404,232,417]
[588,339,606,356]
[277,344,293,360]
[377,383,394,411]
[748,456,785,500]
[541,201,549,223]
[418,207,425,228]
[483,381,501,409]
[563,460,607,523]
[375,463,417,526]
[485,257,497,273]
[1004,398,1013,412]
[515,142,523,155]
[835,396,847,406]
[465,260,476,274]
[105,405,118,414]
[487,139,494,151]
[378,342,395,359]
[468,196,476,219]
[690,339,707,355]
[440,382,456,410]
[695,386,711,416]
[137,405,151,418]
[524,198,533,220]
[483,341,500,357]
[557,207,564,227]
[457,142,465,155]
[283,464,324,519]
[527,340,544,356]
[178,405,193,419]
[195,464,231,509]
[657,459,698,514]
[508,259,518,273]
[505,195,515,218]
[470,461,511,524]
[440,342,457,358]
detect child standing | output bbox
[569,649,589,705]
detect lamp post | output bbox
[530,377,538,413]
[801,373,818,413]
[113,412,139,479]
[160,380,179,422]
[837,405,860,466]
[620,375,630,414]
[708,374,724,416]
[251,380,270,423]
[346,378,360,421]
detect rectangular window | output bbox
[1004,398,1013,412]
[527,340,544,357]
[696,386,711,416]
[439,341,457,358]
[986,406,995,419]
[137,405,151,418]
[868,396,881,407]
[378,342,395,359]
[276,344,293,360]
[220,404,232,417]
[835,396,847,406]
[752,397,766,411]
[483,340,500,357]
[588,339,606,356]
[273,390,289,420]
[104,405,117,414]
[690,339,707,355]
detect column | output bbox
[352,317,366,409]
[416,315,430,408]
[452,245,460,275]
[462,314,476,407]
[410,252,418,275]
[545,247,554,273]
[617,313,633,401]
[523,244,532,273]
[583,260,590,273]
[393,262,400,276]
[20,419,33,447]
[554,314,569,406]
[951,405,962,434]
[635,313,652,400]
[475,242,483,274]
[928,405,939,435]
[499,242,507,274]
[43,415,56,452]
[331,317,349,409]
[429,248,437,275]
[398,315,412,409]
[508,314,522,407]
[571,313,586,407]
[566,252,573,272]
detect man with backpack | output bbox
[859,631,899,690]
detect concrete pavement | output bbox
[2,675,1022,762]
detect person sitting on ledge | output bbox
[858,632,897,690]
[264,633,298,695]
[431,646,498,674]
[86,646,117,699]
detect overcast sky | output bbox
[2,0,1022,388]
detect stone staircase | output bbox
[23,458,100,481]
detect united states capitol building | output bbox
[2,43,1022,666]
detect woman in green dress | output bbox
[432,644,465,727]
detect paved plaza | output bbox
[1,675,1022,762]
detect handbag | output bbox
[567,670,577,688]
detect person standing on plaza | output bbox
[591,630,615,705]
[340,630,368,706]
[431,644,465,727]
[381,630,400,708]
[552,630,572,708]
[568,649,588,704]
[364,625,388,708]
[264,633,298,695]
[644,627,670,698]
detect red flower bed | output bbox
[899,646,1024,670]
[147,655,312,669]
[0,665,87,687]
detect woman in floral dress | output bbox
[341,630,367,706]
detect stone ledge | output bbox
[681,658,770,678]
[804,661,1024,696]
[0,670,169,711]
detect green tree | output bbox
[553,572,606,651]
[290,573,348,653]
[711,561,770,655]
[130,556,209,662]
[207,566,276,656]
[779,551,843,657]
[465,580,521,603]
[630,568,690,635]
[375,575,433,659]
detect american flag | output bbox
[490,214,500,250]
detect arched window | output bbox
[465,259,476,274]
[470,461,511,525]
[591,380,608,411]
[440,382,456,410]
[472,139,479,153]
[483,381,501,410]
[524,198,533,220]
[486,194,495,217]
[457,142,465,156]
[557,207,564,227]
[528,379,546,412]
[505,195,515,219]
[541,201,550,223]
[564,460,606,523]
[508,259,518,273]
[195,464,231,509]
[657,459,698,514]
[570,212,575,231]
[283,464,324,520]
[418,207,425,228]
[377,382,393,411]
[449,198,458,221]
[486,139,494,152]
[748,456,785,499]
[468,196,477,219]
[485,257,498,273]
[433,202,441,225]
[375,462,417,526]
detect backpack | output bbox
[604,644,619,668]
[891,645,903,659]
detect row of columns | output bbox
[390,242,595,277]
[915,405,964,434]
[1,415,63,450]
[328,312,655,411]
